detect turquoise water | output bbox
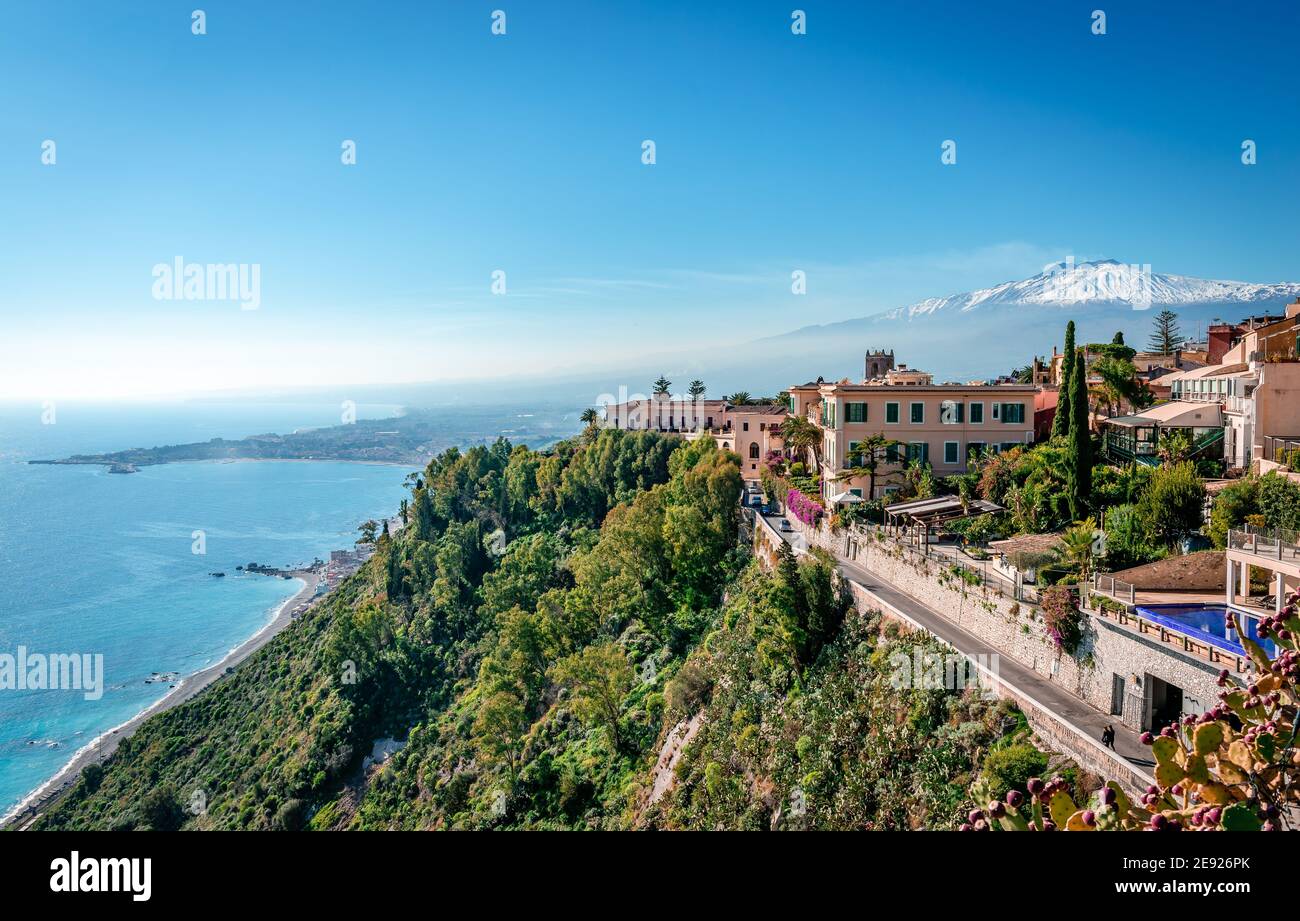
[0,402,418,817]
[1135,604,1278,658]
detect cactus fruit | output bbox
[964,592,1300,831]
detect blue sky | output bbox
[1,0,1297,399]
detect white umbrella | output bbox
[827,491,864,505]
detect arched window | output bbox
[749,443,760,459]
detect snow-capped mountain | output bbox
[739,260,1300,389]
[878,259,1300,321]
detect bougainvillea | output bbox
[786,488,824,527]
[1040,586,1083,654]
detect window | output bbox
[1000,403,1025,424]
[944,441,959,464]
[907,442,929,463]
[743,421,749,431]
[849,488,863,498]
[886,402,900,424]
[749,443,759,459]
[1000,442,1020,453]
[967,442,986,460]
[846,402,867,423]
[886,443,905,463]
[847,440,863,466]
[910,402,924,424]
[822,399,836,428]
[969,402,984,424]
[940,400,963,424]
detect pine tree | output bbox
[1051,321,1076,439]
[1147,310,1184,355]
[1112,330,1125,345]
[1067,349,1093,519]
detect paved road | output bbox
[761,513,1155,776]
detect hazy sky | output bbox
[2,1,1297,399]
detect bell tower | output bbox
[864,348,896,381]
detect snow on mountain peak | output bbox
[880,259,1300,321]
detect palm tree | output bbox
[780,415,821,467]
[726,391,751,405]
[580,407,599,428]
[1088,356,1146,431]
[833,433,900,499]
[653,375,672,396]
[1059,517,1101,583]
[688,380,706,400]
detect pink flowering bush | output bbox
[786,488,825,527]
[1040,586,1083,654]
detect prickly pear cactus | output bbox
[962,590,1299,832]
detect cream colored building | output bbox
[789,371,1037,500]
[1162,297,1300,471]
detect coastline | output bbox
[2,570,322,830]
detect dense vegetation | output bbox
[37,425,1045,831]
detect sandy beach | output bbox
[3,569,323,830]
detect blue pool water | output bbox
[1135,604,1277,658]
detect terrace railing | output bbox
[857,524,1042,604]
[1229,526,1300,563]
[1263,435,1300,470]
[1093,573,1137,605]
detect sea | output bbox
[0,399,577,818]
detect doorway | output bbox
[1145,675,1184,732]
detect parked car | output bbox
[779,519,793,532]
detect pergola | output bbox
[883,496,1004,549]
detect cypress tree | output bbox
[1067,348,1092,519]
[1051,321,1076,439]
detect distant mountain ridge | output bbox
[874,259,1300,322]
[743,260,1300,388]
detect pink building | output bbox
[600,395,785,481]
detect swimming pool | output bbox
[1134,604,1277,658]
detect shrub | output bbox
[979,742,1049,800]
[786,488,825,527]
[1135,461,1205,548]
[1040,586,1083,653]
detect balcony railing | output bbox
[1263,435,1300,470]
[1229,526,1300,563]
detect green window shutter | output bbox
[910,402,924,424]
[944,442,959,464]
[886,402,899,424]
[969,402,983,424]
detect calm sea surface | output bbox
[0,399,575,816]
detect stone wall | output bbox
[848,580,1154,795]
[794,518,1223,732]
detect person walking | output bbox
[1101,724,1116,750]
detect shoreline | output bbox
[2,570,323,830]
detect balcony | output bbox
[1262,435,1300,470]
[1228,526,1300,565]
